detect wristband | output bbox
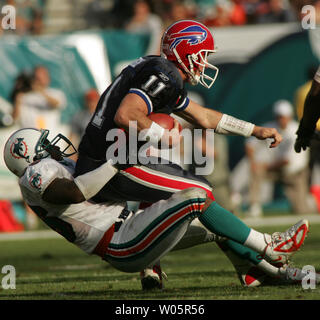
[215,114,254,137]
[139,121,165,146]
[74,159,118,200]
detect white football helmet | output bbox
[3,128,76,177]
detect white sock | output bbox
[257,259,281,277]
[244,229,271,255]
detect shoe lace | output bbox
[273,223,298,242]
[161,271,168,281]
[153,265,168,282]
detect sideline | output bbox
[0,214,319,241]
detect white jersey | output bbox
[315,66,320,83]
[19,158,125,254]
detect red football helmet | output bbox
[161,20,219,89]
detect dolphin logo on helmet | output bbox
[10,138,31,163]
[168,25,207,50]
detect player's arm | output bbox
[295,79,320,152]
[42,178,85,204]
[42,160,118,205]
[176,99,282,148]
[114,93,181,148]
[114,93,153,131]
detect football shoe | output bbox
[263,219,309,264]
[277,265,320,285]
[140,264,167,290]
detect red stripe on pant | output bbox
[123,166,215,201]
[106,203,205,258]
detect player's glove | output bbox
[294,124,315,153]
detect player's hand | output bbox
[294,136,310,153]
[161,119,182,148]
[252,126,282,148]
[294,123,315,153]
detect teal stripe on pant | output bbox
[108,198,206,250]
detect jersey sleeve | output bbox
[174,89,190,112]
[314,66,320,83]
[21,158,67,196]
[128,59,189,114]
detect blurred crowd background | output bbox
[0,0,320,35]
[0,0,319,36]
[0,0,319,231]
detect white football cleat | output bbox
[264,219,309,265]
[278,266,320,284]
[140,264,167,290]
[237,265,267,287]
[221,249,267,287]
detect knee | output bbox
[202,196,214,212]
[176,187,207,202]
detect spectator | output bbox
[245,100,314,216]
[243,0,262,24]
[163,1,191,28]
[10,71,33,116]
[1,0,45,35]
[10,66,67,230]
[29,7,44,35]
[290,0,320,23]
[12,65,67,137]
[70,88,99,151]
[229,0,247,25]
[105,0,136,29]
[0,96,14,128]
[256,0,296,23]
[204,1,232,27]
[125,0,164,55]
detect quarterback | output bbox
[3,127,316,289]
[74,20,308,288]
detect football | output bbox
[148,113,182,131]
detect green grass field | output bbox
[0,224,319,300]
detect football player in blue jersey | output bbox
[74,20,298,289]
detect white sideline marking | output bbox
[49,264,100,271]
[0,215,319,241]
[0,230,62,241]
[243,214,320,228]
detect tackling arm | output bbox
[42,178,85,204]
[42,160,118,205]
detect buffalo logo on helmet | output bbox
[168,25,207,50]
[10,138,31,163]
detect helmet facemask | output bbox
[172,48,219,89]
[36,129,77,160]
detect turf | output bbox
[0,224,319,300]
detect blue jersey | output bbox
[78,56,189,160]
